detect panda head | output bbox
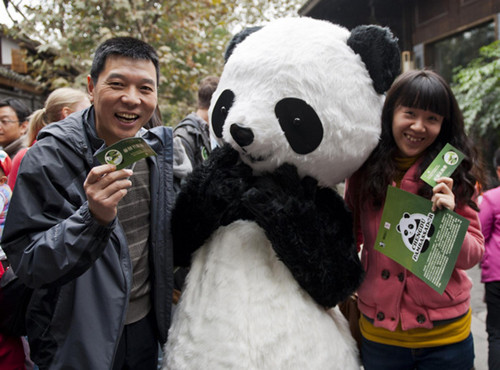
[397,212,417,240]
[210,17,400,188]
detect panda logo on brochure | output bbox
[396,212,435,254]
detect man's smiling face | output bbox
[88,55,158,146]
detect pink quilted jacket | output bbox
[478,186,500,283]
[345,161,484,331]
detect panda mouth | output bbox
[249,154,268,163]
[240,148,270,163]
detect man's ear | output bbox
[0,176,7,186]
[87,75,95,103]
[61,106,72,119]
[20,120,28,135]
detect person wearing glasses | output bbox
[0,98,30,158]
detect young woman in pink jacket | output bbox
[345,69,485,370]
[478,147,500,370]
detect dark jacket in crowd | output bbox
[2,107,175,369]
[174,113,211,171]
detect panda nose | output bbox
[230,123,254,147]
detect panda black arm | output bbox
[171,144,254,266]
[242,164,364,307]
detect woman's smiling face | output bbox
[392,105,444,158]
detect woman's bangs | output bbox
[397,76,450,118]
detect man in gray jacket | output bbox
[2,37,175,369]
[173,76,219,192]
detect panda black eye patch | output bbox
[275,98,323,155]
[211,89,235,138]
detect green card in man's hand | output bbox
[94,137,157,170]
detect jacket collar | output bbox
[83,106,105,154]
[393,156,425,188]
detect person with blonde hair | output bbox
[8,87,90,189]
[25,87,90,147]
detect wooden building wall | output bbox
[414,0,500,44]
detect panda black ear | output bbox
[224,26,263,64]
[347,25,401,94]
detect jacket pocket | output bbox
[25,285,62,365]
[407,270,470,308]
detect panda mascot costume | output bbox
[165,17,400,369]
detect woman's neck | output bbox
[394,155,420,187]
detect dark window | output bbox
[425,21,496,82]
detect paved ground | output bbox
[469,263,488,370]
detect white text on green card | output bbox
[94,137,157,170]
[420,143,464,187]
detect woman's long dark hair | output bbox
[354,69,484,211]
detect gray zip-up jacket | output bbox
[2,107,174,369]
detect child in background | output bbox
[345,69,484,370]
[0,150,23,369]
[0,150,12,266]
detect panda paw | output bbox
[242,163,318,227]
[172,144,254,266]
[201,145,255,224]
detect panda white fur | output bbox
[165,17,400,369]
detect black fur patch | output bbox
[347,25,400,94]
[224,26,263,63]
[171,148,364,307]
[242,164,364,307]
[171,144,254,266]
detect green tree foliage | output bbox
[452,40,500,186]
[452,40,500,137]
[4,0,301,124]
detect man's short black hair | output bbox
[90,37,160,87]
[0,98,31,123]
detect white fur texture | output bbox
[165,221,360,369]
[209,17,384,188]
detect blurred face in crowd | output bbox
[87,55,158,146]
[0,106,28,147]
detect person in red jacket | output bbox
[345,69,485,370]
[0,264,25,370]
